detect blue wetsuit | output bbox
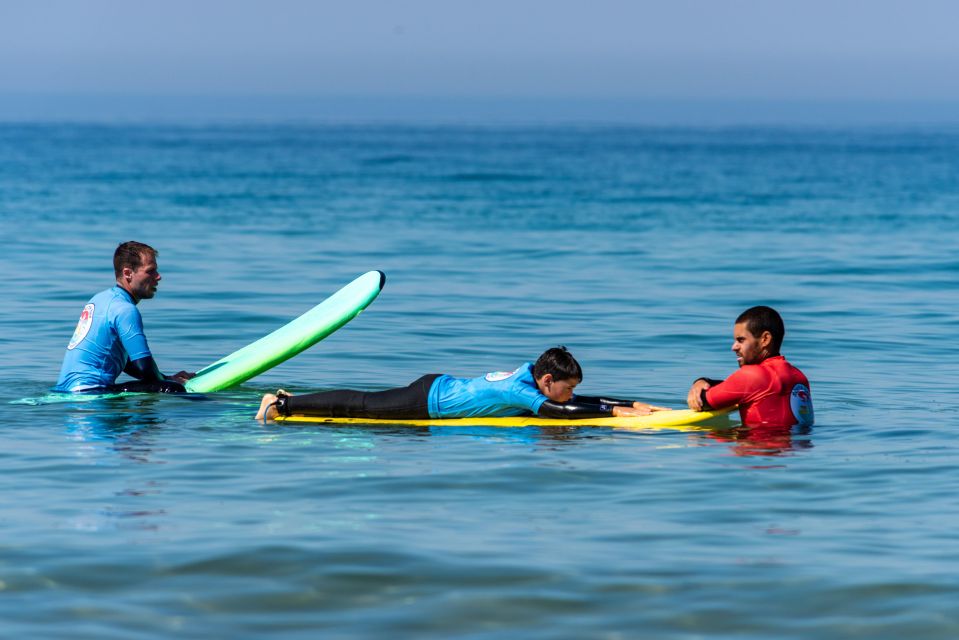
[428,363,547,418]
[54,286,153,392]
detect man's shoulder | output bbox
[764,355,808,382]
[88,286,116,302]
[102,287,140,322]
[723,363,769,387]
[90,285,130,303]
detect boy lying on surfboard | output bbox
[255,347,665,422]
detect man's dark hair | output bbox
[114,241,157,278]
[736,305,785,353]
[533,346,583,382]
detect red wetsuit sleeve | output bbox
[703,367,763,410]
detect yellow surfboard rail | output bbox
[274,407,735,431]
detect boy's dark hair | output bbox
[736,305,785,353]
[114,241,157,278]
[533,346,583,382]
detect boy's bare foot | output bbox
[255,393,279,422]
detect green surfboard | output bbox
[184,270,385,393]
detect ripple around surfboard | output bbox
[13,271,386,404]
[273,407,736,431]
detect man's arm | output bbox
[124,357,195,383]
[124,356,165,382]
[115,307,194,384]
[687,378,725,411]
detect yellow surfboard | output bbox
[274,407,735,431]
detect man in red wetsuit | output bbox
[686,306,814,427]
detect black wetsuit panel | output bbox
[537,400,615,419]
[282,374,441,419]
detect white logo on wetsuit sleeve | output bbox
[790,384,814,426]
[485,367,520,382]
[67,303,95,350]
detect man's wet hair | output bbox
[736,305,785,353]
[114,241,157,278]
[533,346,583,382]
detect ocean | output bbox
[1,123,957,638]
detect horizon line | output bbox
[3,93,959,127]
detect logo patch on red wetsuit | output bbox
[790,383,814,426]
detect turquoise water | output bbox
[1,124,958,638]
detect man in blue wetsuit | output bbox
[255,346,664,422]
[54,241,193,393]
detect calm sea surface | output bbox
[1,123,958,638]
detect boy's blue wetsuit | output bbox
[279,363,633,420]
[54,285,181,393]
[427,363,546,418]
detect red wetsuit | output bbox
[704,355,814,427]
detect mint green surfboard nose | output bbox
[184,271,385,393]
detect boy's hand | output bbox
[632,401,668,412]
[613,403,669,417]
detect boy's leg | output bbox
[360,374,441,419]
[284,374,440,419]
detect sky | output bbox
[2,0,958,123]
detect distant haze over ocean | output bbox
[3,93,959,126]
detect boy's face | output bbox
[536,374,579,402]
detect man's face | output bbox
[537,374,579,403]
[732,321,769,366]
[126,254,161,301]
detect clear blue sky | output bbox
[2,0,957,122]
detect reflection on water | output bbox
[704,424,815,457]
[62,397,170,531]
[64,397,168,462]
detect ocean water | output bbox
[1,123,957,638]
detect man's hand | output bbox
[170,371,196,384]
[687,379,711,411]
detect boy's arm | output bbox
[537,399,614,419]
[537,400,667,419]
[576,395,670,414]
[573,395,633,406]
